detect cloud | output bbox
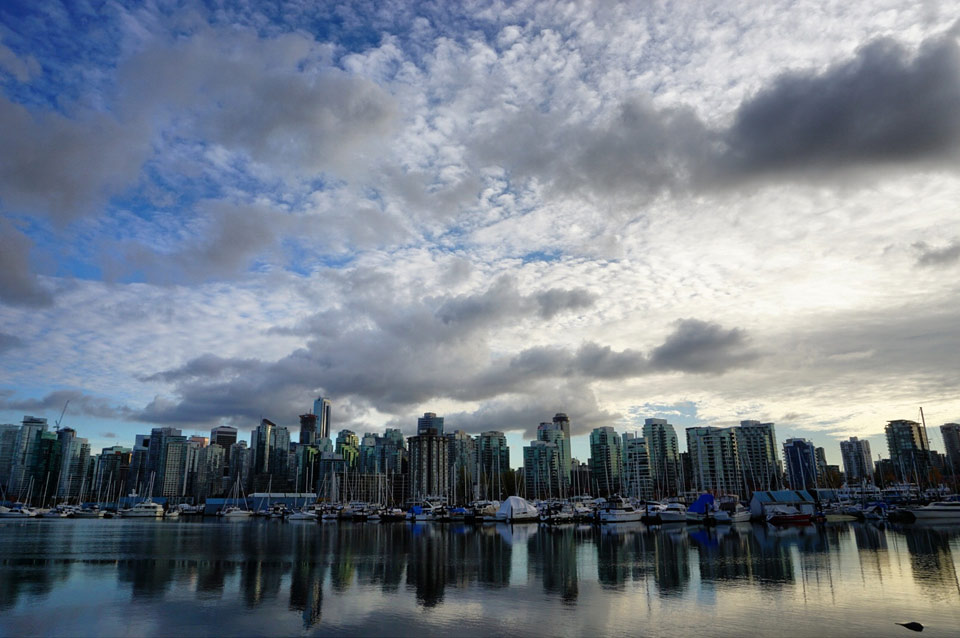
[0,389,131,421]
[101,431,117,439]
[0,332,24,354]
[913,239,960,267]
[649,319,759,374]
[722,32,960,177]
[0,218,53,307]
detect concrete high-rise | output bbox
[643,418,681,497]
[145,427,183,496]
[840,437,873,483]
[524,440,560,499]
[734,421,779,495]
[211,425,237,449]
[536,421,569,491]
[56,428,91,500]
[622,433,653,500]
[477,431,509,499]
[885,419,931,483]
[687,427,740,494]
[0,423,20,491]
[589,427,622,497]
[312,398,332,440]
[417,412,444,436]
[552,413,573,481]
[7,416,48,495]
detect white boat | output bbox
[659,502,687,523]
[288,509,318,521]
[42,506,71,518]
[598,496,642,523]
[0,503,38,518]
[164,508,180,518]
[71,506,106,519]
[120,500,165,518]
[496,496,539,523]
[909,501,960,521]
[728,503,751,523]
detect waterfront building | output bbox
[643,418,682,497]
[0,423,19,491]
[885,419,931,484]
[312,397,332,440]
[378,428,407,475]
[211,425,238,449]
[160,437,189,497]
[782,438,819,490]
[536,421,570,491]
[229,441,252,487]
[940,423,960,475]
[7,416,48,495]
[477,431,509,498]
[251,418,275,476]
[734,421,779,495]
[447,430,477,502]
[193,443,225,500]
[270,425,292,489]
[687,427,740,495]
[840,437,873,484]
[128,434,150,493]
[95,446,132,499]
[571,458,592,496]
[299,413,319,446]
[408,412,449,499]
[622,433,654,500]
[56,428,91,500]
[589,427,622,497]
[335,430,359,468]
[146,427,183,496]
[359,433,379,474]
[815,447,828,482]
[524,440,560,499]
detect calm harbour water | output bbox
[1,519,959,637]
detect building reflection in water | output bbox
[3,517,960,631]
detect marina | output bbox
[1,517,959,637]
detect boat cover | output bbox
[688,493,715,514]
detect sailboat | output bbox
[218,475,253,518]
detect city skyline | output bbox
[3,2,960,470]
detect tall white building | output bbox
[735,421,779,494]
[622,433,654,500]
[686,427,740,495]
[642,418,681,497]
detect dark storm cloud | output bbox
[913,239,960,267]
[722,34,960,176]
[0,332,24,354]
[0,219,53,307]
[649,319,758,374]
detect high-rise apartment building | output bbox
[840,437,873,483]
[589,427,622,497]
[524,440,560,499]
[476,431,509,499]
[782,438,819,489]
[299,413,319,446]
[552,413,572,481]
[0,424,20,491]
[885,419,931,483]
[417,412,444,436]
[7,416,48,495]
[536,421,570,490]
[145,427,183,496]
[687,426,740,494]
[56,428,91,500]
[643,418,681,497]
[622,433,654,500]
[447,430,477,501]
[734,420,779,494]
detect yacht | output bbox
[728,503,752,523]
[496,496,540,523]
[42,505,72,518]
[120,500,165,518]
[597,496,642,523]
[659,501,687,523]
[288,508,318,521]
[0,503,38,518]
[909,501,960,521]
[71,506,106,519]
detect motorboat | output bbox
[598,496,642,523]
[120,500,165,518]
[288,509,318,521]
[908,501,960,521]
[539,502,575,524]
[659,501,687,523]
[71,506,106,519]
[765,504,811,525]
[41,505,72,518]
[0,503,39,518]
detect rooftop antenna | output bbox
[54,400,70,432]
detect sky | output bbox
[2,0,960,467]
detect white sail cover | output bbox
[496,496,538,520]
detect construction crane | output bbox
[54,399,70,432]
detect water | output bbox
[1,519,959,637]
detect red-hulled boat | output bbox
[766,505,812,525]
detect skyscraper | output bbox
[211,425,238,449]
[734,420,779,495]
[145,427,183,496]
[417,412,444,435]
[524,440,560,499]
[408,413,448,499]
[536,421,569,490]
[447,430,477,502]
[312,397,331,440]
[687,427,740,494]
[7,416,47,495]
[840,436,873,483]
[643,418,681,497]
[0,423,20,491]
[589,426,622,497]
[622,433,653,500]
[782,438,819,489]
[939,423,960,475]
[552,413,572,481]
[885,419,931,483]
[299,413,319,446]
[477,431,509,499]
[56,428,91,500]
[252,419,275,475]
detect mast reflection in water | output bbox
[1,519,959,636]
